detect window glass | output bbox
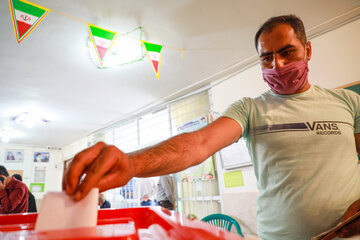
[114,120,138,153]
[139,108,170,146]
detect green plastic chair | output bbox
[201,213,244,237]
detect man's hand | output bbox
[62,142,135,201]
[336,199,360,238]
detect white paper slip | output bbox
[35,188,99,232]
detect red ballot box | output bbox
[0,207,243,240]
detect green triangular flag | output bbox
[141,40,163,79]
[88,24,117,66]
[9,0,49,43]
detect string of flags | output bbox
[8,0,183,79]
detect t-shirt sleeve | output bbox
[221,98,250,137]
[353,95,360,134]
[345,90,360,133]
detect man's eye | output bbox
[262,56,272,62]
[282,50,293,56]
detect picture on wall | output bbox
[8,170,23,178]
[34,152,49,163]
[30,183,45,193]
[5,149,24,163]
[34,166,46,182]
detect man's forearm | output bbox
[129,131,211,178]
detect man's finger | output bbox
[73,145,119,201]
[64,142,106,195]
[337,221,360,238]
[96,171,131,193]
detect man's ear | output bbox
[305,41,312,61]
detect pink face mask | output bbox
[262,59,309,95]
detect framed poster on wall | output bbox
[5,149,23,163]
[8,170,23,178]
[34,152,50,163]
[219,138,252,170]
[30,183,45,193]
[34,166,46,182]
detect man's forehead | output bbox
[257,24,299,53]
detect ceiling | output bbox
[0,0,359,148]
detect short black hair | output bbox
[0,166,9,177]
[13,174,22,181]
[254,14,307,51]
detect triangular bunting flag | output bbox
[141,40,163,79]
[87,24,117,67]
[9,0,49,44]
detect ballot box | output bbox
[0,207,242,239]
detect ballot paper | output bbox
[312,211,360,240]
[35,188,99,232]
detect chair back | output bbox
[201,213,244,237]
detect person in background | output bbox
[156,175,175,210]
[63,15,360,239]
[12,174,37,213]
[137,177,157,206]
[98,193,111,209]
[0,166,29,214]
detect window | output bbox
[114,120,138,153]
[139,107,171,147]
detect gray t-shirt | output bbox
[223,85,360,240]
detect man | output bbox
[156,175,175,210]
[98,193,111,209]
[12,174,37,213]
[0,166,29,214]
[62,15,360,239]
[137,177,157,206]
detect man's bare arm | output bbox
[131,116,242,177]
[63,117,242,200]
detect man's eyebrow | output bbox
[277,45,295,53]
[259,45,296,58]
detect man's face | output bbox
[257,24,311,70]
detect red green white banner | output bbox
[9,0,49,44]
[87,24,117,67]
[141,40,163,79]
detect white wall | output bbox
[309,19,360,88]
[0,144,63,202]
[210,18,360,234]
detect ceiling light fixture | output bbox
[13,112,48,128]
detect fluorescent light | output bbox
[13,112,48,128]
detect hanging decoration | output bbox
[87,24,117,67]
[8,0,184,78]
[141,40,163,79]
[9,0,49,44]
